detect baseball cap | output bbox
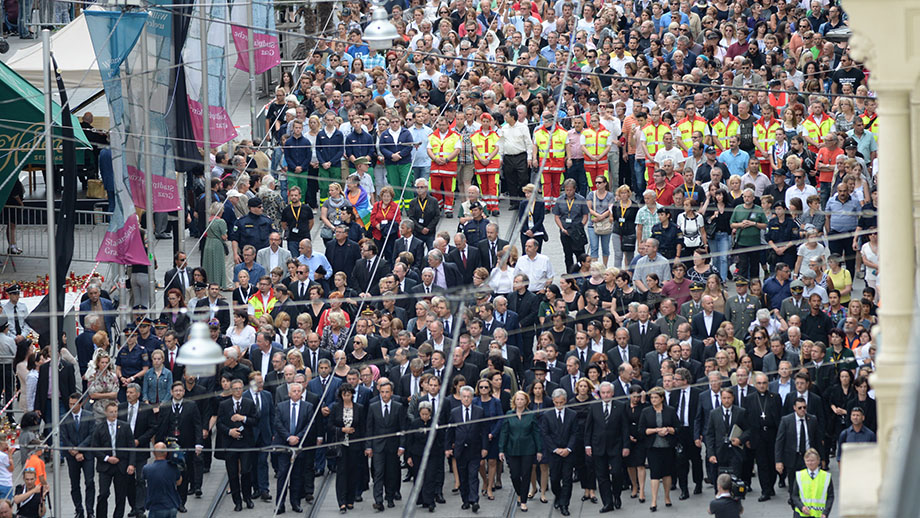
[705,145,716,153]
[334,66,346,77]
[226,189,242,198]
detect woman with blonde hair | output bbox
[319,309,349,351]
[86,350,119,418]
[273,311,293,348]
[703,273,727,313]
[499,390,543,512]
[489,245,518,295]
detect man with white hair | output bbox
[447,385,488,513]
[748,307,783,337]
[221,347,252,383]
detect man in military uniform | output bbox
[231,197,275,265]
[1,284,30,338]
[724,278,762,341]
[680,282,705,321]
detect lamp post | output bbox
[176,322,226,376]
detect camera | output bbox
[718,467,746,500]
[165,437,186,472]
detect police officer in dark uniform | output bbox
[135,318,163,351]
[231,197,276,264]
[116,325,150,402]
[744,372,781,501]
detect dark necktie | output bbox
[290,403,298,435]
[367,259,372,271]
[444,320,450,335]
[738,388,745,407]
[640,323,646,336]
[461,249,467,268]
[724,410,731,429]
[13,305,20,336]
[383,404,389,420]
[300,282,307,298]
[604,403,610,421]
[558,410,563,425]
[311,351,317,373]
[234,400,240,414]
[74,413,80,431]
[490,242,497,268]
[405,238,411,251]
[580,350,586,365]
[798,418,807,454]
[678,391,685,426]
[465,407,470,423]
[174,403,181,415]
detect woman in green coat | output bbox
[499,391,543,512]
[201,201,228,289]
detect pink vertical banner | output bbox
[95,214,151,264]
[231,27,280,75]
[187,97,238,148]
[127,165,181,212]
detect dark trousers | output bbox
[593,453,623,508]
[784,454,806,497]
[226,450,253,505]
[251,449,270,495]
[715,444,744,479]
[734,247,761,280]
[97,469,128,518]
[276,451,305,506]
[740,446,755,487]
[573,442,595,490]
[177,454,197,504]
[827,230,857,274]
[127,457,147,513]
[336,446,362,506]
[457,451,480,504]
[503,152,529,202]
[560,232,584,274]
[372,449,400,503]
[411,452,443,506]
[675,429,702,491]
[548,454,574,507]
[66,456,95,514]
[753,436,777,495]
[300,450,316,497]
[566,159,587,197]
[508,454,535,504]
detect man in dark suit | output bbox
[746,372,782,501]
[302,332,333,376]
[627,304,661,356]
[307,359,342,476]
[120,384,157,517]
[492,296,521,348]
[247,333,284,378]
[781,373,827,456]
[606,328,640,371]
[156,381,203,511]
[273,382,315,513]
[163,251,191,305]
[690,295,726,343]
[475,226,508,271]
[775,397,821,491]
[559,356,583,399]
[35,354,77,424]
[427,249,463,288]
[364,380,405,510]
[694,372,724,480]
[446,233,482,284]
[508,275,540,365]
[75,316,103,378]
[676,341,704,383]
[610,363,636,399]
[409,267,444,298]
[446,386,489,513]
[704,389,750,489]
[642,334,671,385]
[218,378,259,511]
[243,372,275,502]
[392,220,427,268]
[350,241,391,296]
[92,400,136,518]
[193,284,232,333]
[670,368,703,498]
[541,388,578,516]
[584,382,630,512]
[61,392,95,518]
[521,362,559,395]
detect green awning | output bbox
[0,59,91,205]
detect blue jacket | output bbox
[242,389,275,446]
[307,376,343,409]
[345,129,376,164]
[142,368,173,405]
[283,134,312,171]
[378,127,414,165]
[315,128,345,166]
[79,298,116,333]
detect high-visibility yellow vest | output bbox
[248,292,277,320]
[710,115,740,149]
[534,127,568,160]
[676,115,708,149]
[860,111,879,142]
[641,122,670,158]
[802,113,834,151]
[755,118,782,156]
[582,128,611,162]
[429,129,461,173]
[470,129,501,171]
[795,469,831,517]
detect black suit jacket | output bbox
[704,405,750,455]
[774,412,821,468]
[36,360,77,417]
[447,404,489,457]
[782,391,827,439]
[328,401,366,446]
[438,261,464,288]
[392,235,427,269]
[351,255,391,295]
[627,321,661,357]
[118,402,157,451]
[638,405,680,448]
[446,246,482,284]
[273,398,317,446]
[606,344,641,371]
[540,407,578,454]
[156,399,204,448]
[217,397,259,447]
[163,268,192,305]
[690,311,727,341]
[584,400,630,455]
[193,297,231,333]
[694,389,722,440]
[668,386,701,430]
[365,399,406,453]
[475,238,509,271]
[92,419,136,473]
[60,410,95,452]
[559,374,581,399]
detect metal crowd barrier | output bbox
[0,204,112,273]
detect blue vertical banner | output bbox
[85,10,151,265]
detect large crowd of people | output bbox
[2,0,885,517]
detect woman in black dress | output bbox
[568,378,597,504]
[827,368,857,455]
[639,386,679,512]
[527,380,550,503]
[407,401,444,511]
[231,269,256,307]
[847,375,876,432]
[303,285,328,332]
[624,384,649,501]
[328,383,366,513]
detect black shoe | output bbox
[560,507,570,516]
[679,491,690,501]
[599,504,615,513]
[177,505,187,513]
[203,467,210,474]
[128,511,138,517]
[403,474,413,482]
[758,495,771,502]
[471,503,479,513]
[315,470,325,478]
[352,496,361,503]
[234,503,243,512]
[261,491,272,502]
[435,495,446,504]
[778,480,786,488]
[245,499,254,509]
[394,493,402,501]
[195,489,203,497]
[614,495,621,509]
[428,505,436,512]
[461,503,470,510]
[155,233,172,239]
[665,502,672,507]
[650,505,657,512]
[373,503,385,512]
[276,505,286,515]
[387,500,395,508]
[291,504,303,513]
[590,497,598,504]
[137,513,147,518]
[340,507,347,514]
[693,485,703,495]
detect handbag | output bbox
[326,443,341,458]
[86,179,106,199]
[320,225,334,240]
[593,216,614,235]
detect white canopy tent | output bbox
[6,7,104,91]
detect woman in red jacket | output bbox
[369,185,401,260]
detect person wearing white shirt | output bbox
[513,238,555,293]
[784,170,818,210]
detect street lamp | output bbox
[363,1,398,51]
[176,322,225,376]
